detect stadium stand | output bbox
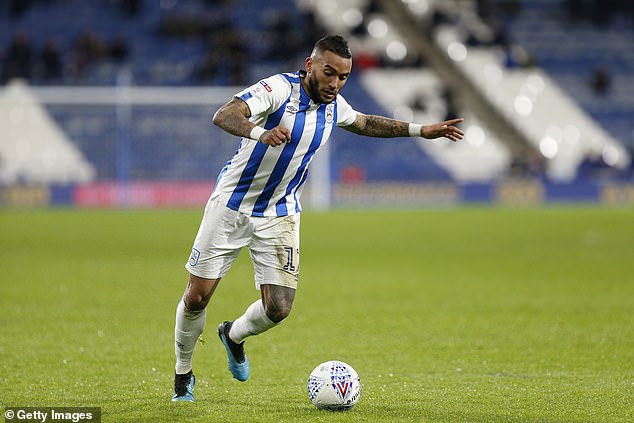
[382,0,630,182]
[301,0,512,182]
[501,0,633,146]
[0,0,452,184]
[0,0,631,190]
[501,0,634,179]
[0,80,95,184]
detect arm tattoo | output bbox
[345,113,410,138]
[212,97,254,138]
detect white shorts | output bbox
[185,195,300,290]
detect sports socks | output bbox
[174,299,206,375]
[229,299,277,344]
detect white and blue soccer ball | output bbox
[307,360,361,411]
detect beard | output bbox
[306,72,333,104]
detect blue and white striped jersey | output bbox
[211,71,358,217]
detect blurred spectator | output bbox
[590,66,611,96]
[409,92,427,113]
[264,12,302,61]
[442,88,459,122]
[476,0,497,24]
[193,50,219,82]
[71,31,105,79]
[194,23,248,85]
[204,0,235,5]
[0,44,4,82]
[116,0,143,18]
[39,37,63,82]
[297,10,326,52]
[157,13,206,38]
[590,0,611,27]
[8,0,32,19]
[108,35,130,63]
[566,0,587,22]
[507,45,532,68]
[224,30,248,85]
[4,32,34,81]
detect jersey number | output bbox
[283,247,296,272]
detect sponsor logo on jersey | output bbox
[259,80,273,92]
[286,97,300,114]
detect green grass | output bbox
[1,206,633,422]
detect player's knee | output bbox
[183,294,208,311]
[184,274,218,311]
[265,304,292,323]
[262,284,295,323]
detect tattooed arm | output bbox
[343,113,464,142]
[212,97,290,146]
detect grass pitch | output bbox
[1,206,633,422]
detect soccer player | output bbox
[172,35,464,401]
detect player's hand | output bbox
[422,118,464,142]
[260,126,291,147]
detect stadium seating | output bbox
[502,0,634,155]
[1,0,630,186]
[1,0,453,183]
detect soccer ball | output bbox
[307,360,361,411]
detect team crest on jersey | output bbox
[189,248,200,266]
[259,80,273,92]
[325,104,335,124]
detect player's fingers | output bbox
[450,126,465,136]
[444,118,464,126]
[271,127,291,142]
[262,131,282,147]
[446,127,463,142]
[279,126,292,140]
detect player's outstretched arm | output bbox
[343,113,464,142]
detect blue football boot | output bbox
[172,370,195,402]
[218,321,250,381]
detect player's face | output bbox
[305,50,352,104]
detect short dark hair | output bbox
[313,35,352,59]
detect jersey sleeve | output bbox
[335,94,358,127]
[234,74,290,119]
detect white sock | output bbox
[229,300,277,344]
[174,299,206,375]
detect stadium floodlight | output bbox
[342,8,363,28]
[386,41,407,61]
[367,17,389,39]
[513,95,533,116]
[447,42,467,62]
[540,136,559,159]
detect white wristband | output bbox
[249,126,266,141]
[408,123,422,137]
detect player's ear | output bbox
[305,56,312,73]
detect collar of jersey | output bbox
[296,70,319,112]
